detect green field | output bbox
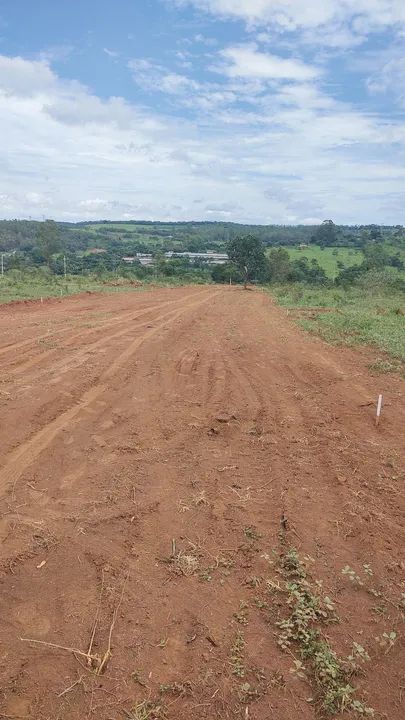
[282,245,363,278]
[272,280,405,370]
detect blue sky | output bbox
[0,0,405,224]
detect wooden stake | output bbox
[376,394,383,426]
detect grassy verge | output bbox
[271,282,405,369]
[0,271,210,304]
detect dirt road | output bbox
[0,286,404,719]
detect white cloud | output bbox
[128,58,199,95]
[367,53,405,106]
[103,48,120,59]
[218,44,320,80]
[0,55,56,96]
[0,53,404,224]
[171,1,405,44]
[193,33,217,46]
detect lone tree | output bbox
[312,220,337,248]
[227,234,266,288]
[37,220,61,266]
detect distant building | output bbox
[136,253,154,267]
[122,253,154,267]
[88,248,107,255]
[165,251,228,265]
[298,244,309,250]
[121,251,229,267]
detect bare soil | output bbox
[0,285,404,720]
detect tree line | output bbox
[222,234,404,290]
[1,218,404,254]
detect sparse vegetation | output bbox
[274,548,374,716]
[230,632,246,678]
[272,282,405,365]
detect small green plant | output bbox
[230,632,245,678]
[244,526,262,541]
[350,699,375,715]
[341,565,364,587]
[254,597,269,610]
[275,549,374,716]
[199,568,213,582]
[289,659,306,679]
[131,670,148,687]
[234,610,248,625]
[376,631,397,653]
[159,681,192,697]
[347,643,370,669]
[237,682,260,702]
[234,600,249,625]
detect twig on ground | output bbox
[21,570,129,677]
[57,675,84,698]
[97,571,129,675]
[87,570,105,664]
[20,638,98,664]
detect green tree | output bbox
[37,220,61,265]
[227,234,266,288]
[313,220,337,248]
[290,257,328,284]
[368,224,383,242]
[267,247,291,282]
[211,262,243,284]
[363,242,389,270]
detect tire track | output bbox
[0,290,221,496]
[1,288,209,377]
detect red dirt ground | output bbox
[0,285,404,720]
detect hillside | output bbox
[1,219,405,255]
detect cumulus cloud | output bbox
[171,0,405,45]
[0,52,404,223]
[0,55,56,96]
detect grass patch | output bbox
[272,283,405,364]
[0,270,209,304]
[281,245,363,279]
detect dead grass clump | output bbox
[171,551,200,577]
[193,489,208,506]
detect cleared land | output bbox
[0,286,404,720]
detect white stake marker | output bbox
[376,394,383,426]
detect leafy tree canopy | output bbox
[227,234,266,288]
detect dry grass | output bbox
[171,550,200,576]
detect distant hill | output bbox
[0,219,404,254]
